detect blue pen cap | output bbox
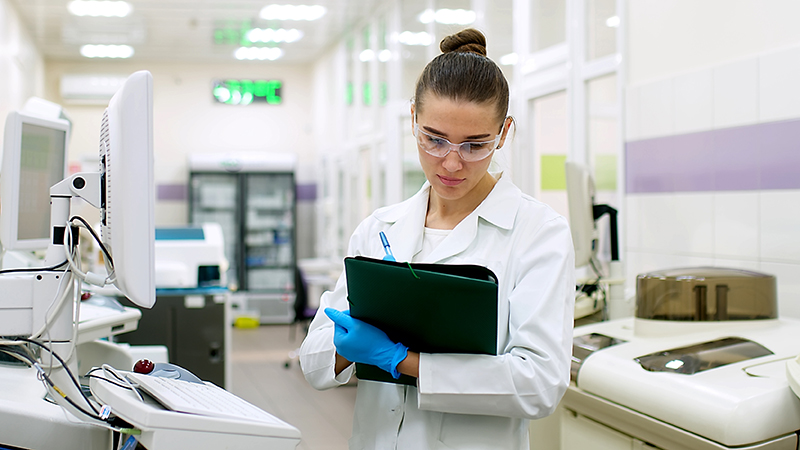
[380,231,396,261]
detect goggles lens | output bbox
[413,123,500,162]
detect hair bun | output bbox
[439,28,487,57]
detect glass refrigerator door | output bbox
[243,173,295,292]
[190,173,241,290]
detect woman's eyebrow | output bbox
[421,125,492,140]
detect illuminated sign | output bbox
[213,79,282,105]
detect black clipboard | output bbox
[344,256,498,386]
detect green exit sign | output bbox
[213,79,282,105]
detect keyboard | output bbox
[126,372,280,424]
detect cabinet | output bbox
[188,153,297,323]
[115,289,231,389]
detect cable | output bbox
[0,345,102,422]
[29,269,74,341]
[101,364,143,403]
[64,218,114,287]
[14,337,99,415]
[85,373,134,390]
[0,260,68,274]
[589,256,605,279]
[68,215,113,266]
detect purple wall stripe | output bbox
[296,183,317,201]
[157,184,188,201]
[156,182,317,201]
[626,118,800,193]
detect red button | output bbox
[133,359,155,374]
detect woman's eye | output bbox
[468,142,489,151]
[428,137,446,146]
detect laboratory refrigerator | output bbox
[188,153,297,323]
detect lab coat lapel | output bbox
[391,200,426,262]
[425,212,478,263]
[425,174,519,263]
[374,183,428,262]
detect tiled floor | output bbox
[229,324,356,450]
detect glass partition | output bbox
[586,0,617,60]
[530,0,566,52]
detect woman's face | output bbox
[412,95,509,203]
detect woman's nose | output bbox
[441,147,463,172]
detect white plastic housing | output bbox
[100,70,155,308]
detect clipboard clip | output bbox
[406,262,420,279]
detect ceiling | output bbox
[11,0,388,64]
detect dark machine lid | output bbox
[636,267,777,322]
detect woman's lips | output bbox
[438,175,465,186]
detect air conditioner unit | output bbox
[60,74,129,105]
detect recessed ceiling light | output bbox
[247,28,304,44]
[234,47,284,61]
[68,1,132,18]
[80,44,134,58]
[418,9,475,25]
[260,4,326,21]
[398,31,432,46]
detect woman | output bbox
[300,28,575,449]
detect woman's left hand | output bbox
[325,308,408,379]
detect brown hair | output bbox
[414,28,509,124]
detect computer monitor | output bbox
[0,112,70,251]
[99,70,156,308]
[565,161,597,268]
[0,70,154,347]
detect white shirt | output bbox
[415,227,450,262]
[299,174,575,450]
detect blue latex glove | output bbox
[325,308,408,379]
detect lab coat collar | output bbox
[373,173,521,262]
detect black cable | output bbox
[85,374,135,390]
[0,260,69,275]
[14,337,99,415]
[0,345,104,421]
[0,346,134,429]
[68,215,113,266]
[0,345,36,365]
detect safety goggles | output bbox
[413,122,502,162]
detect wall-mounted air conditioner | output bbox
[60,74,129,105]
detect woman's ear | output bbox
[497,116,514,149]
[410,104,416,133]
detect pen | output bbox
[379,231,396,261]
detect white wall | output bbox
[0,0,45,146]
[625,1,800,318]
[43,60,316,227]
[627,0,800,85]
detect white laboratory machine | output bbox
[0,71,300,449]
[154,223,228,289]
[532,267,800,450]
[565,161,628,320]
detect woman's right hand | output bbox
[325,308,408,379]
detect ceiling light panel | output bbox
[235,47,284,61]
[418,8,476,25]
[260,4,327,21]
[80,44,134,58]
[68,0,132,18]
[398,31,432,46]
[247,28,304,44]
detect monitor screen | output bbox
[565,161,597,268]
[18,123,67,241]
[1,112,70,252]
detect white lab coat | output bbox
[300,174,575,449]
